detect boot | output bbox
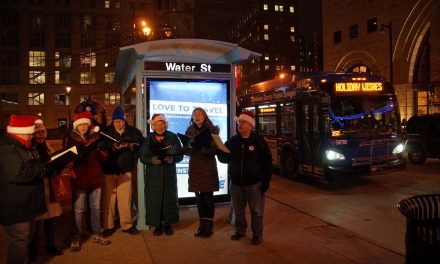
[194,219,206,237]
[202,219,213,238]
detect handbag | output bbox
[50,171,72,202]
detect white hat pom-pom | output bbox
[93,126,100,133]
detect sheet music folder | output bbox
[44,146,79,171]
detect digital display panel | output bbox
[147,79,229,198]
[334,82,383,93]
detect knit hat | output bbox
[234,111,255,128]
[34,119,47,137]
[147,113,167,125]
[112,105,125,121]
[73,111,92,129]
[7,114,36,134]
[82,102,96,115]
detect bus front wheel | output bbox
[281,151,301,181]
[408,146,426,164]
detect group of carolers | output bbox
[0,106,272,263]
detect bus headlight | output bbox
[326,150,345,160]
[392,143,405,154]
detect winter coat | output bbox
[101,124,144,174]
[218,132,272,187]
[0,133,46,225]
[139,131,183,227]
[64,130,108,192]
[185,124,219,193]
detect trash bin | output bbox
[397,194,440,264]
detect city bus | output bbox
[238,72,406,181]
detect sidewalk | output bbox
[1,193,404,264]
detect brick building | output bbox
[322,0,440,120]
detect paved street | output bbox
[1,158,439,263]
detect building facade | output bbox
[0,0,194,130]
[231,0,322,95]
[322,0,440,120]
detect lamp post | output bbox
[381,22,393,83]
[66,86,71,129]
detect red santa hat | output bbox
[234,111,255,128]
[148,113,167,125]
[7,114,37,134]
[73,111,92,129]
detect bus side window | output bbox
[281,103,296,137]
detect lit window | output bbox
[105,92,121,105]
[28,93,44,105]
[54,93,67,106]
[105,1,110,8]
[105,72,115,84]
[264,34,269,40]
[264,65,270,70]
[29,51,45,67]
[276,65,281,70]
[279,5,283,12]
[290,35,295,42]
[275,5,279,11]
[80,52,96,68]
[290,6,294,13]
[83,15,92,29]
[290,26,295,32]
[55,71,71,84]
[291,65,296,71]
[263,4,268,10]
[264,24,269,30]
[80,72,96,84]
[55,52,72,67]
[29,71,45,84]
[264,56,270,61]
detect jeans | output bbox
[230,182,265,238]
[73,188,102,235]
[2,220,35,264]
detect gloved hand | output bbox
[260,180,270,193]
[163,156,173,164]
[190,140,201,150]
[151,156,162,165]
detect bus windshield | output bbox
[329,95,400,137]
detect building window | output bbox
[1,71,19,85]
[28,93,44,105]
[263,4,268,10]
[29,51,45,67]
[349,24,358,38]
[290,26,295,33]
[264,34,269,40]
[264,65,269,70]
[279,5,283,12]
[290,35,295,42]
[274,5,279,11]
[290,65,296,71]
[29,32,45,48]
[55,33,71,48]
[80,34,95,48]
[1,30,20,47]
[0,93,19,105]
[55,71,71,84]
[367,17,377,33]
[80,94,95,102]
[349,65,370,73]
[264,55,270,61]
[2,51,19,66]
[80,72,96,84]
[80,52,96,68]
[263,24,269,30]
[105,72,115,84]
[55,52,72,67]
[54,93,67,105]
[83,15,93,29]
[29,71,46,84]
[30,15,43,28]
[105,0,110,8]
[333,30,341,44]
[55,13,70,28]
[290,6,294,13]
[105,92,120,105]
[115,1,120,8]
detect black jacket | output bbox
[101,124,144,174]
[218,132,272,187]
[0,133,46,225]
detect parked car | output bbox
[404,114,440,164]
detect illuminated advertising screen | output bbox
[147,79,230,199]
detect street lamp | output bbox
[381,22,393,83]
[65,86,71,129]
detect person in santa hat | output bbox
[0,114,50,263]
[64,111,110,251]
[183,107,220,238]
[139,113,183,236]
[217,111,272,245]
[100,105,144,237]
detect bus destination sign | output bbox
[335,82,383,93]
